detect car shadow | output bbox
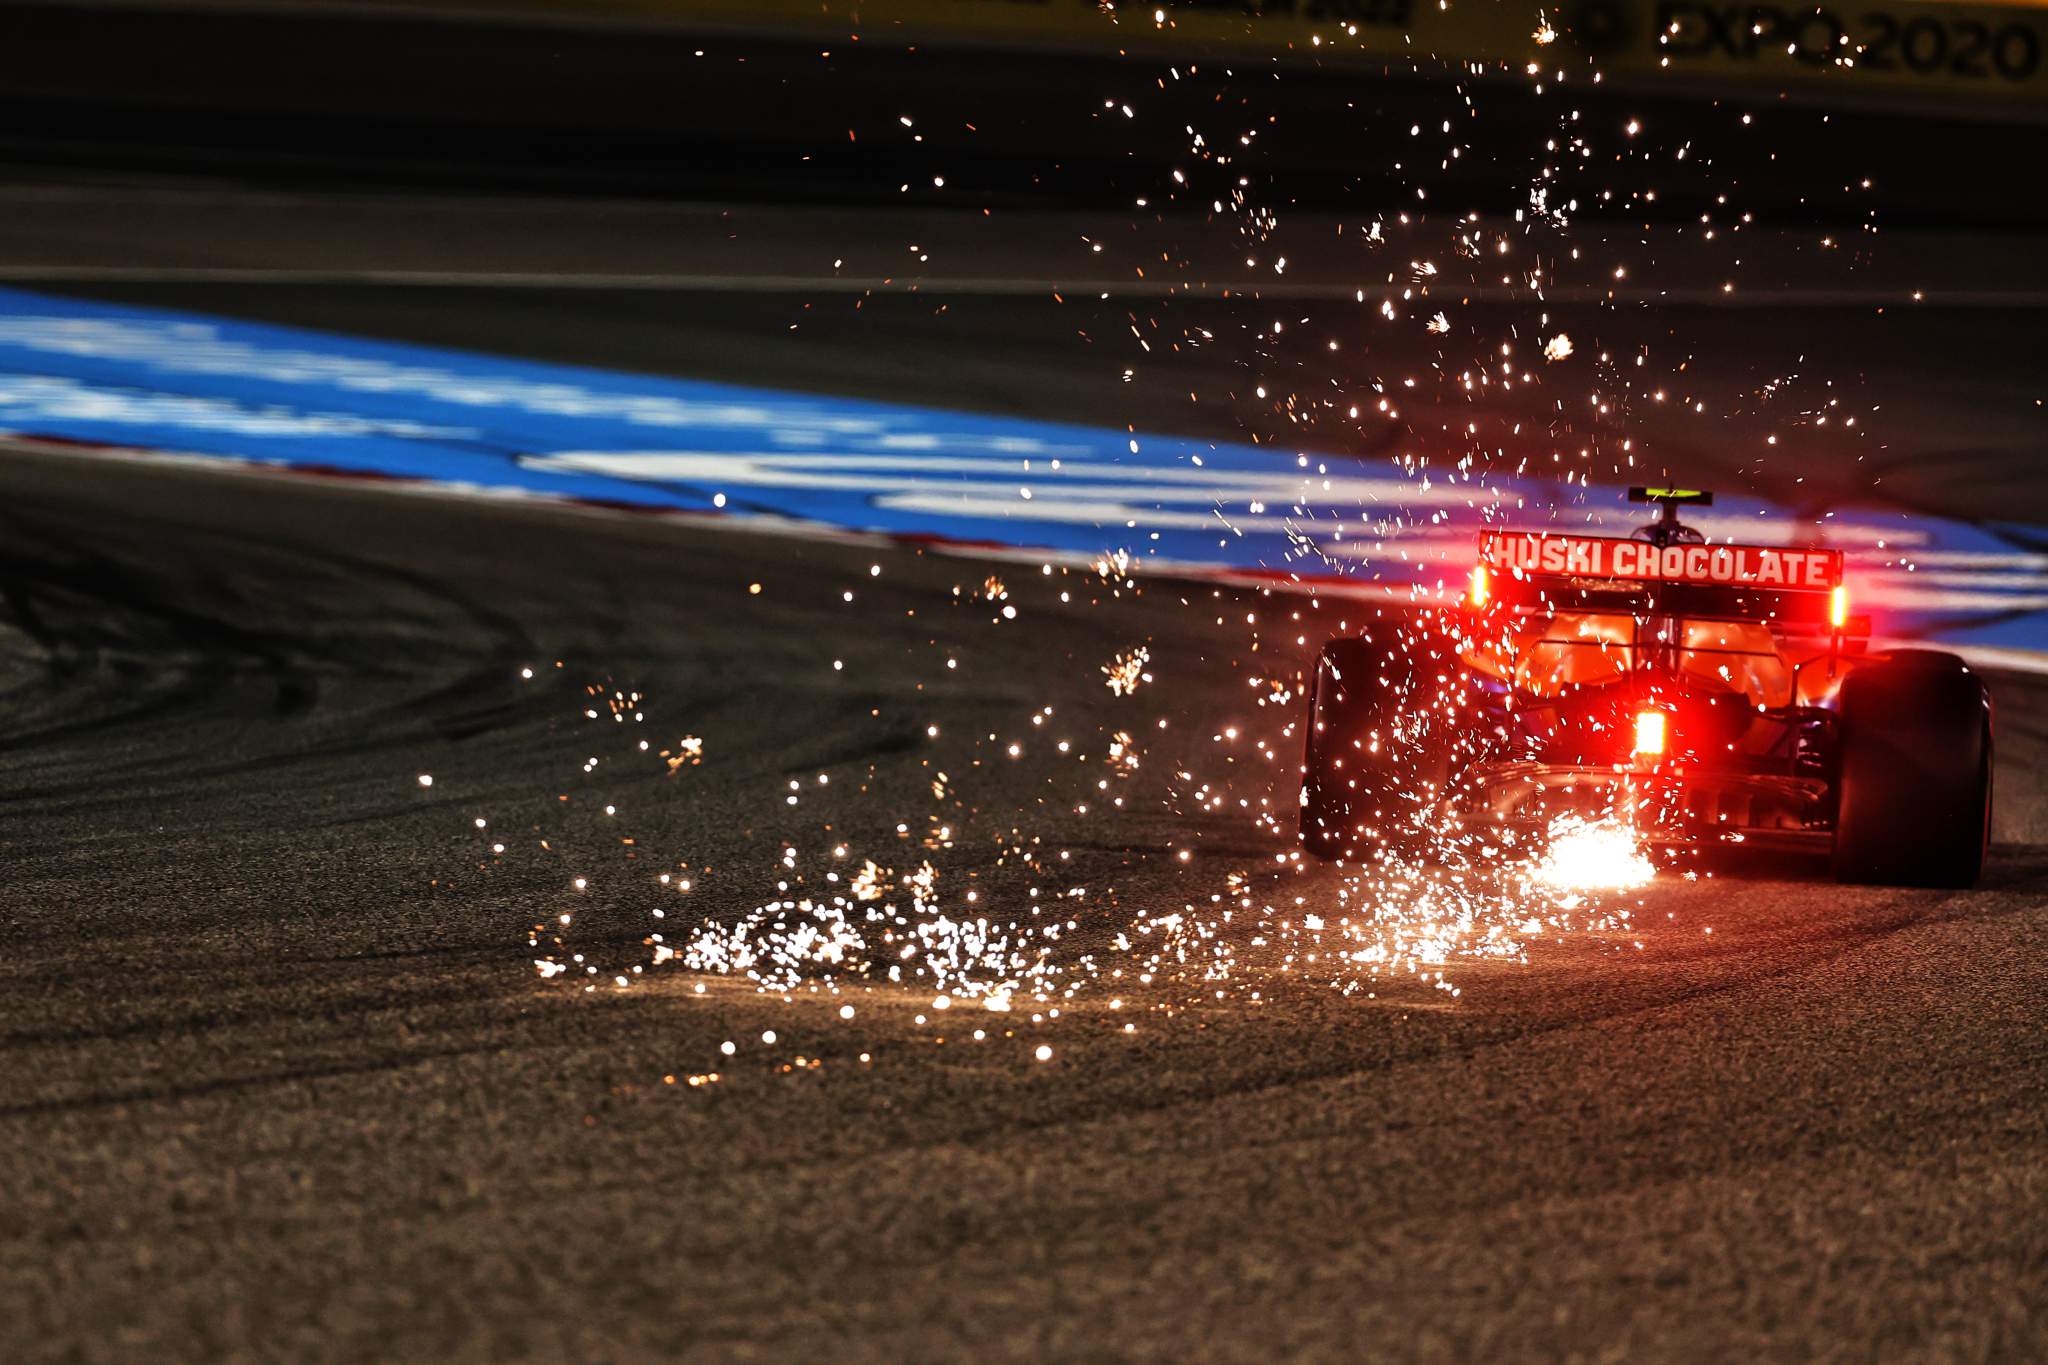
[1681,841,2048,891]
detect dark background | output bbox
[2,0,2044,225]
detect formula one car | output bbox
[1299,488,1993,886]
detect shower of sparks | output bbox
[1102,647,1152,695]
[495,643,1655,1031]
[428,17,1897,1090]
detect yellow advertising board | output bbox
[543,0,2048,110]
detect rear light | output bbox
[1633,709,1667,758]
[1469,563,1490,609]
[1830,584,1848,630]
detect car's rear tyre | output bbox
[1831,650,1991,887]
[1299,633,1459,861]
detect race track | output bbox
[1,440,2043,1360]
[4,0,2048,1343]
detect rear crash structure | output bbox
[1300,489,1993,887]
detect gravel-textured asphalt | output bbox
[0,444,2042,1362]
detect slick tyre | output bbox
[1832,650,1992,888]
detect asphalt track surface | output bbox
[4,186,2048,1363]
[2,434,2045,1361]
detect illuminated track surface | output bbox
[0,442,2042,1360]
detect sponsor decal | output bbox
[1655,1,2043,84]
[1482,533,1842,589]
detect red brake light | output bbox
[1469,563,1490,609]
[1633,709,1667,757]
[1830,584,1848,630]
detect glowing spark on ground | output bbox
[1528,817,1656,893]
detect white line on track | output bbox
[10,432,2047,675]
[3,266,2045,307]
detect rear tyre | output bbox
[1299,633,1459,861]
[1831,651,1992,887]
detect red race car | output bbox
[1300,488,1993,886]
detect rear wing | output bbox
[1471,532,1856,634]
[1628,486,1713,507]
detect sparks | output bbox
[1528,817,1656,893]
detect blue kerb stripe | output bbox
[0,285,2037,646]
